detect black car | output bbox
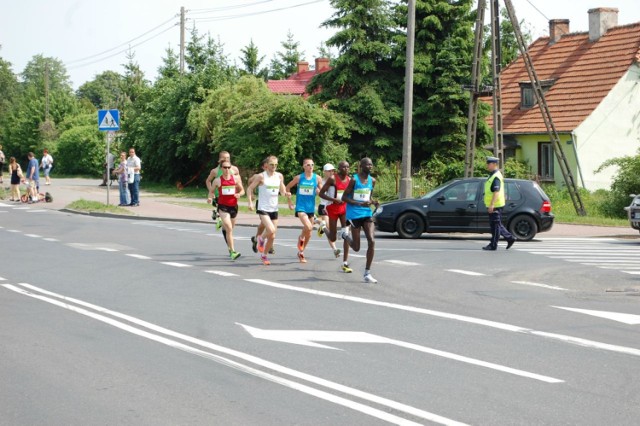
[373,178,554,240]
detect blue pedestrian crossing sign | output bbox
[98,109,120,131]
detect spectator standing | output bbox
[114,152,130,206]
[40,148,53,185]
[26,152,40,203]
[0,144,5,184]
[8,157,22,201]
[100,152,115,186]
[127,148,141,206]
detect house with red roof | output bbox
[267,57,331,97]
[483,7,640,190]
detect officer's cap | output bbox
[486,156,499,164]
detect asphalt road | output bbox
[1,203,640,425]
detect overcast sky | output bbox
[1,0,639,89]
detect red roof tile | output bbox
[483,23,640,133]
[267,66,331,96]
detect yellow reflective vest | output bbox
[484,170,506,208]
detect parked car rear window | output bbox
[505,182,522,201]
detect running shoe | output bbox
[261,255,271,265]
[230,251,241,261]
[341,264,353,273]
[297,236,305,252]
[216,218,223,230]
[297,252,307,263]
[340,226,351,242]
[364,273,378,283]
[333,248,341,258]
[268,247,275,255]
[257,235,266,253]
[251,236,258,253]
[211,209,218,221]
[317,221,326,237]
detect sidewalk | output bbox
[24,178,640,238]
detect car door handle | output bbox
[468,204,476,208]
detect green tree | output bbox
[0,54,19,144]
[158,46,180,79]
[240,39,268,79]
[55,112,105,175]
[1,55,77,160]
[188,75,349,180]
[124,28,237,184]
[76,70,125,109]
[269,30,305,79]
[394,0,476,168]
[596,152,640,218]
[120,49,148,107]
[308,0,403,160]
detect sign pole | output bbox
[97,109,120,207]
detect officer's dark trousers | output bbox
[489,208,513,248]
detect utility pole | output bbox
[179,6,186,73]
[400,0,416,199]
[44,61,50,121]
[490,0,504,167]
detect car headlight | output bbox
[373,206,383,216]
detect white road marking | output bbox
[511,281,568,291]
[6,229,20,233]
[4,283,465,426]
[622,271,640,275]
[205,270,238,277]
[126,254,151,260]
[446,269,486,276]
[42,238,58,242]
[161,262,192,268]
[0,277,5,281]
[385,260,421,266]
[24,234,42,238]
[12,207,30,210]
[26,209,48,213]
[243,279,640,357]
[240,324,562,383]
[553,306,640,325]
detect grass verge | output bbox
[66,199,133,215]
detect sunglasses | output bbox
[304,163,314,167]
[222,166,231,169]
[269,163,278,166]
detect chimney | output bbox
[315,57,330,71]
[588,7,619,42]
[549,19,570,44]
[297,61,309,74]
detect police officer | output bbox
[483,156,516,251]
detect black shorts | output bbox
[257,210,278,220]
[295,211,314,218]
[317,204,328,216]
[348,217,373,229]
[218,204,238,218]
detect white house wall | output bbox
[573,64,640,190]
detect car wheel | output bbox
[396,212,425,239]
[508,214,537,241]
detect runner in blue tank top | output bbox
[342,157,380,283]
[286,158,324,263]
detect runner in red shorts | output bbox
[319,160,352,273]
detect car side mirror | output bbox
[437,195,445,203]
[630,194,637,198]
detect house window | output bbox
[519,79,555,109]
[521,87,534,108]
[538,142,554,180]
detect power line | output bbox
[67,24,176,70]
[189,0,277,14]
[65,15,178,65]
[191,0,324,23]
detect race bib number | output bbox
[266,185,279,195]
[221,185,235,196]
[298,184,314,196]
[354,188,371,202]
[336,190,344,201]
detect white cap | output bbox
[323,163,335,172]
